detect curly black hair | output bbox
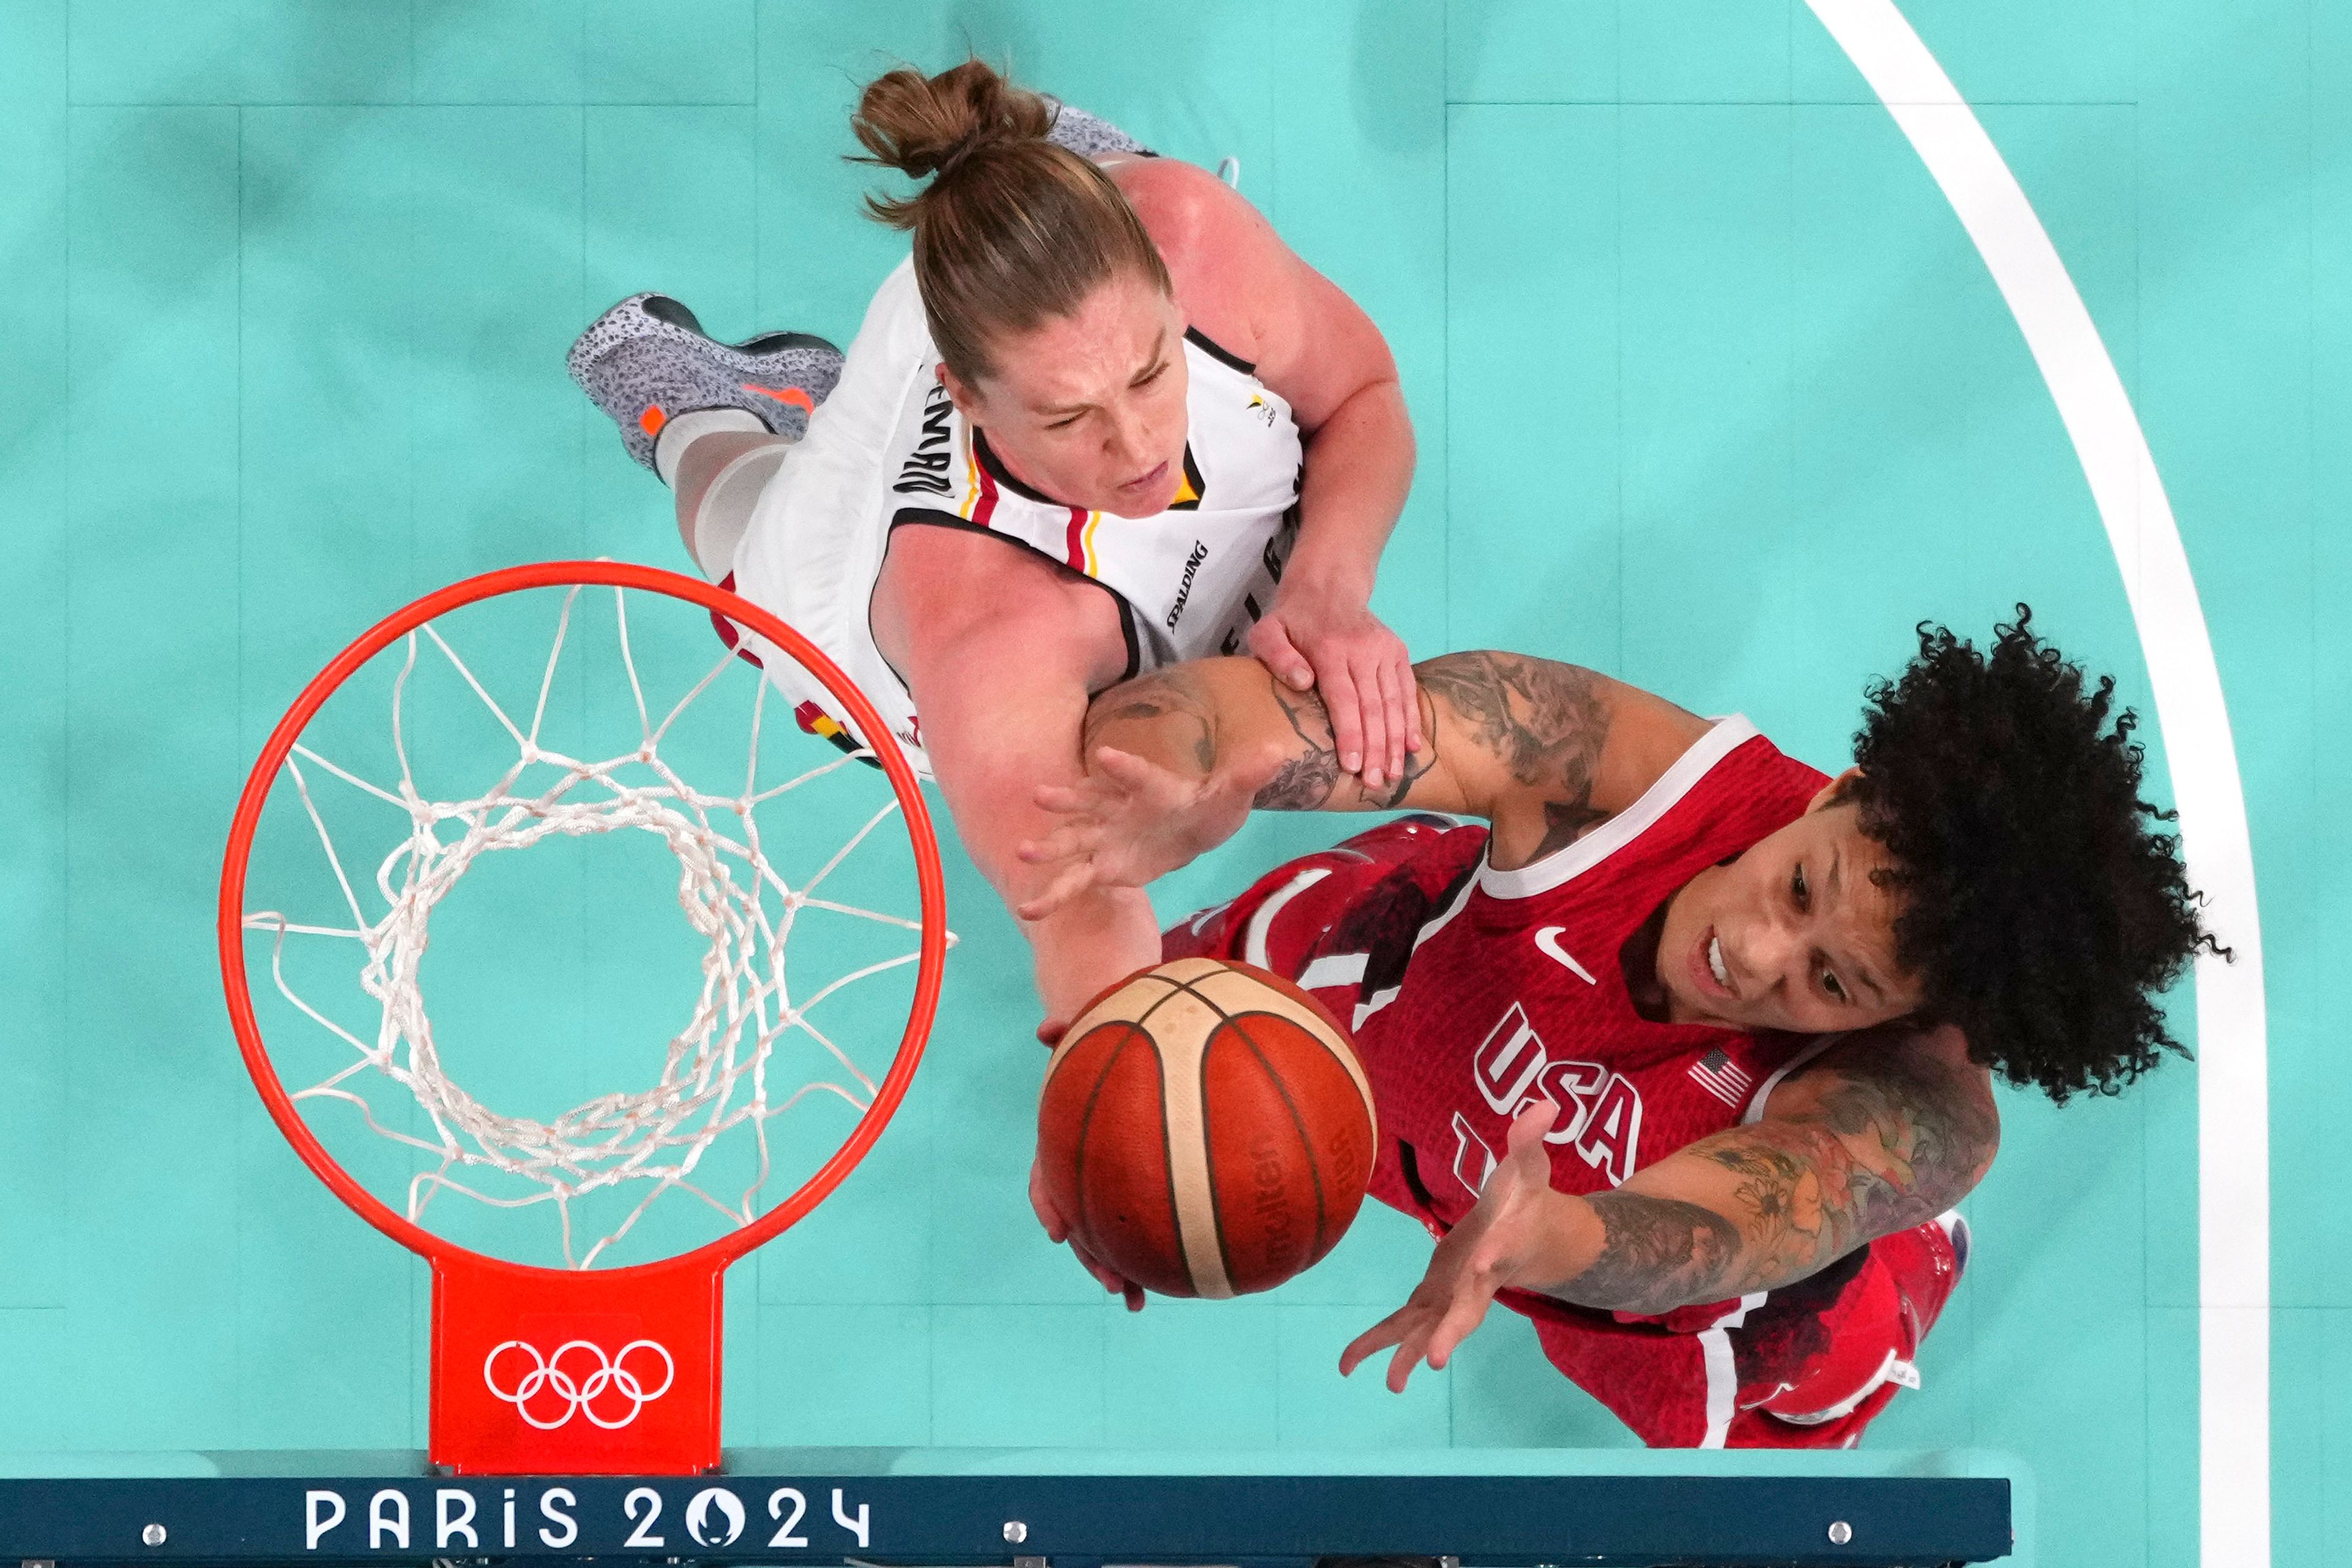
[1841,609,2223,1102]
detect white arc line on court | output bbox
[1800,5,2271,1566]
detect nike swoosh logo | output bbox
[1535,926,1597,984]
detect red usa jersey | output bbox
[1346,717,1827,1227]
[1161,721,1936,1449]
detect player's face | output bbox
[1654,780,1923,1035]
[943,271,1192,518]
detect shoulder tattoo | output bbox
[1417,652,1611,848]
[1689,1039,1999,1293]
[1551,1037,1997,1313]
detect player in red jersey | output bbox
[1017,613,2215,1446]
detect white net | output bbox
[241,582,947,1268]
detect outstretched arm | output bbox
[1016,652,1711,915]
[874,526,1165,1028]
[1340,1024,1999,1390]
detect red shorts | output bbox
[1166,816,1963,1449]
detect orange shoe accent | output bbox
[639,404,667,438]
[742,382,816,413]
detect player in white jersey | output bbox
[728,252,1309,773]
[569,61,1420,1046]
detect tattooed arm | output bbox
[1555,1024,1999,1312]
[1411,652,1709,868]
[1017,652,1711,914]
[1340,1024,1998,1389]
[1071,657,1457,813]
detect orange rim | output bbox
[217,560,949,1278]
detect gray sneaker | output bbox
[1041,97,1155,159]
[567,293,843,473]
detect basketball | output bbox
[1036,956,1378,1299]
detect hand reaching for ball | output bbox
[1013,744,1285,921]
[1029,1150,1147,1312]
[1030,1017,1146,1309]
[1339,1101,1583,1391]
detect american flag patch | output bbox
[1687,1048,1754,1109]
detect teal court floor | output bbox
[0,3,2345,1566]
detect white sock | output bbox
[688,443,788,580]
[653,407,765,487]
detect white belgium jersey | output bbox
[728,258,1305,777]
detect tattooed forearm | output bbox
[1658,1038,1996,1300]
[1699,1139,1820,1232]
[1374,745,1441,809]
[1418,652,1611,839]
[1082,666,1218,773]
[1567,1192,1744,1316]
[1255,752,1340,809]
[1253,677,1343,808]
[1248,666,1441,811]
[1688,1121,1891,1289]
[1542,1035,1998,1311]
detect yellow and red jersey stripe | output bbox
[1061,507,1103,576]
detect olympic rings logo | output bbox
[483,1339,676,1430]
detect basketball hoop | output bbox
[217,561,950,1476]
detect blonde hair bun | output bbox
[846,59,1170,385]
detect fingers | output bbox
[1016,819,1104,867]
[1397,645,1424,756]
[1248,617,1316,692]
[1342,1302,1444,1393]
[1317,658,1366,780]
[1054,1170,1152,1306]
[1035,1017,1066,1049]
[1364,1275,1501,1391]
[1029,1156,1068,1244]
[1507,1098,1561,1152]
[1338,1311,1411,1379]
[1374,658,1406,790]
[1030,782,1093,816]
[1041,1163,1150,1308]
[1495,1099,1562,1185]
[1028,785,1118,839]
[1092,745,1186,801]
[1351,657,1391,794]
[1012,861,1095,922]
[1069,1235,1147,1308]
[1077,1253,1129,1295]
[1384,1336,1427,1394]
[1379,1301,1452,1393]
[1421,1280,1501,1374]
